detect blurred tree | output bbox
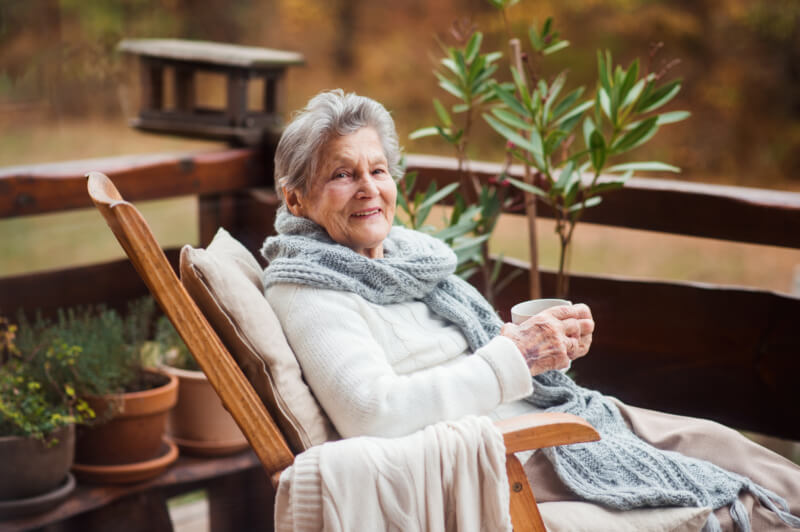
[333,0,361,71]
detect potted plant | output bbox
[48,298,179,483]
[0,316,92,517]
[155,316,247,456]
[410,1,687,300]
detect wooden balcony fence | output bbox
[1,144,799,530]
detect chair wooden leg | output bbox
[506,454,547,532]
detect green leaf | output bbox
[505,176,548,197]
[433,219,478,241]
[440,58,460,77]
[396,192,408,213]
[553,160,577,193]
[467,53,487,86]
[568,195,602,213]
[452,103,469,113]
[542,17,552,37]
[436,73,465,100]
[636,79,681,113]
[611,116,658,154]
[543,40,570,55]
[529,24,544,51]
[597,50,610,92]
[582,116,596,150]
[545,129,569,156]
[454,50,468,81]
[490,253,505,283]
[589,130,606,172]
[470,63,498,94]
[528,128,546,169]
[654,110,691,125]
[565,170,581,204]
[618,59,639,103]
[483,113,542,157]
[510,66,532,110]
[598,87,612,121]
[485,51,503,64]
[491,108,532,131]
[434,125,462,145]
[553,99,593,128]
[490,81,531,118]
[408,127,439,140]
[415,181,439,225]
[417,181,460,211]
[621,78,645,109]
[403,170,417,193]
[543,72,566,120]
[589,172,631,194]
[537,79,548,99]
[552,86,585,119]
[607,161,680,173]
[453,234,491,265]
[433,98,452,127]
[465,32,483,63]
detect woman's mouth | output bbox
[352,208,381,218]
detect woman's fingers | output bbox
[548,303,592,321]
[562,318,594,337]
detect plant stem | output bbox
[509,37,541,299]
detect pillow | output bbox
[180,227,338,453]
[538,501,711,532]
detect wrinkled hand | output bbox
[501,303,594,376]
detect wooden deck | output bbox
[1,146,799,530]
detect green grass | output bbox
[0,197,198,276]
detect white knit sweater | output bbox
[266,283,534,439]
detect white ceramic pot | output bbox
[161,365,248,456]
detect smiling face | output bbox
[284,127,397,258]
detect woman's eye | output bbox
[333,172,349,179]
[372,168,386,175]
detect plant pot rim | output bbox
[84,369,178,419]
[88,368,178,402]
[72,438,179,484]
[159,364,206,381]
[0,423,74,444]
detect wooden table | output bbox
[0,451,273,532]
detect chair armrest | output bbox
[495,412,600,453]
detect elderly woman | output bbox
[262,90,800,531]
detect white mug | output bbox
[511,298,572,324]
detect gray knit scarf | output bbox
[262,210,800,532]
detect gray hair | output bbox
[274,89,402,199]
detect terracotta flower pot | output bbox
[0,424,74,500]
[161,365,248,456]
[75,368,178,466]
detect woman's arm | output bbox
[266,284,532,438]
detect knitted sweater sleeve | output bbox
[266,283,532,439]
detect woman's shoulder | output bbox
[265,283,362,316]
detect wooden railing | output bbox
[1,148,799,444]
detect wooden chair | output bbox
[86,171,600,531]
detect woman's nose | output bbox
[355,171,379,197]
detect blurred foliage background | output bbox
[1,0,799,185]
[1,0,799,295]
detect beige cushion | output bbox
[538,501,711,532]
[180,227,337,453]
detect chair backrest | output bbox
[86,171,294,476]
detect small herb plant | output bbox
[411,0,688,298]
[16,297,158,398]
[0,316,94,444]
[155,315,200,372]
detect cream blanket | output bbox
[274,416,512,532]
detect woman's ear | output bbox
[283,186,305,217]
